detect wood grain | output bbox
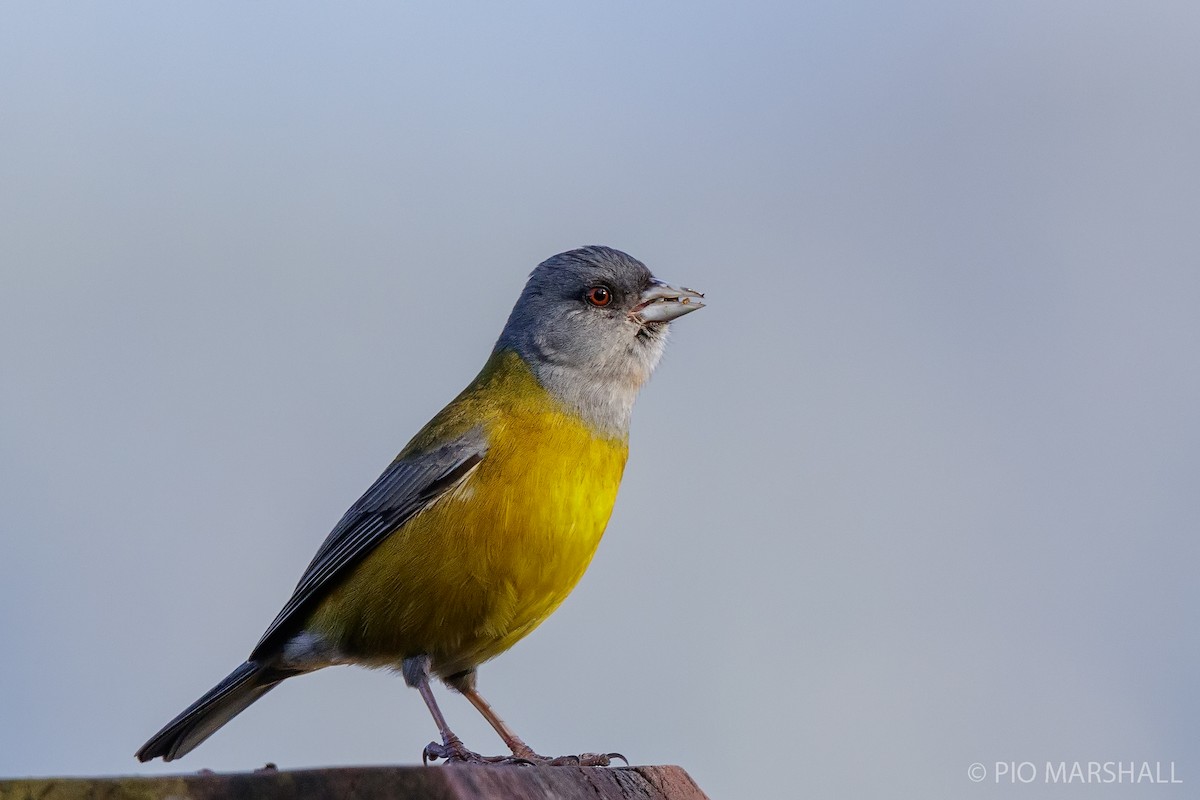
[0,765,710,800]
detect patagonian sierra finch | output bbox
[137,245,704,766]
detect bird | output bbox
[136,245,704,767]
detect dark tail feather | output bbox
[136,660,289,762]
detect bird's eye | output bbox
[585,286,613,307]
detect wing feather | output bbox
[251,426,487,657]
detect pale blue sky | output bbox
[2,3,1198,797]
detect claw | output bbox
[573,752,617,767]
[537,751,626,767]
[422,738,477,764]
[423,741,448,765]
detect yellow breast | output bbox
[306,350,629,677]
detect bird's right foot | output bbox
[510,749,627,767]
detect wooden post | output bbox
[0,765,710,800]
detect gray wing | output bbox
[250,426,487,658]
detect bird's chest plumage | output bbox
[310,369,629,676]
[437,411,627,663]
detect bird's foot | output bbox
[423,737,626,767]
[545,752,628,767]
[423,736,518,765]
[507,746,628,767]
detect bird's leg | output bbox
[447,670,626,767]
[456,678,537,761]
[403,656,506,765]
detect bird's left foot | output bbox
[543,752,628,767]
[507,747,628,767]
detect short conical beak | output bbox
[631,280,706,324]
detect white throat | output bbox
[531,361,642,437]
[506,327,668,438]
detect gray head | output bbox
[495,245,704,437]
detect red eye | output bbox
[585,286,613,307]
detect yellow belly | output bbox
[305,351,628,678]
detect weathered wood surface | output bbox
[0,765,709,800]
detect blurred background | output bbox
[2,2,1197,797]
